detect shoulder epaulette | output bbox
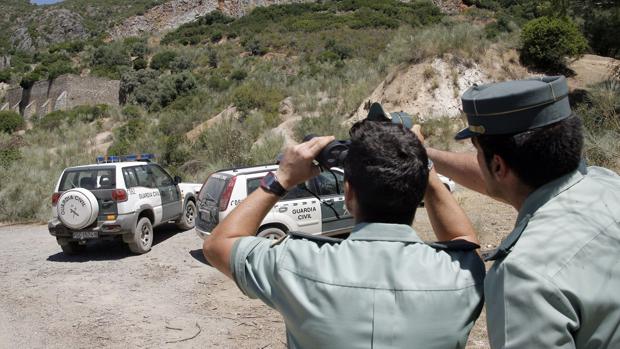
[427,239,480,251]
[288,231,344,245]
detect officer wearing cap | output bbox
[424,75,620,348]
[203,117,485,348]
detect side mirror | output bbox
[174,175,182,185]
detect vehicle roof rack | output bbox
[96,153,156,164]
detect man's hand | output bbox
[204,135,335,278]
[412,124,479,244]
[411,124,426,144]
[276,136,335,189]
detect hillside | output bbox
[0,0,619,224]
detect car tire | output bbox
[127,217,153,254]
[57,237,86,255]
[176,200,196,231]
[257,225,287,240]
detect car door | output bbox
[126,165,164,224]
[148,164,182,221]
[312,170,354,235]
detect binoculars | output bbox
[306,103,414,169]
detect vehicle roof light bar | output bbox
[96,154,156,164]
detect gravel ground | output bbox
[0,187,515,348]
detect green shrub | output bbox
[581,7,620,58]
[108,118,147,155]
[211,31,223,43]
[150,51,178,70]
[197,118,253,167]
[0,69,11,83]
[294,114,348,141]
[92,43,132,67]
[170,55,193,72]
[122,105,143,119]
[207,75,232,91]
[124,37,149,57]
[46,60,77,80]
[91,42,132,79]
[120,69,197,111]
[520,16,588,70]
[49,40,85,54]
[38,110,68,130]
[0,111,24,133]
[0,145,21,169]
[230,69,247,81]
[244,39,266,56]
[232,81,284,116]
[576,82,620,170]
[133,57,148,70]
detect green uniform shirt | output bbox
[231,222,485,348]
[485,163,620,348]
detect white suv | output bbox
[195,165,354,240]
[48,155,201,254]
[194,165,456,240]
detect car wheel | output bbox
[127,217,153,254]
[257,225,287,240]
[57,237,86,255]
[176,200,197,230]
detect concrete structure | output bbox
[4,74,120,121]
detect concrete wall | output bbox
[3,74,120,120]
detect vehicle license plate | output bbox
[72,231,98,239]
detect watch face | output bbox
[261,172,286,196]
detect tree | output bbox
[520,16,587,70]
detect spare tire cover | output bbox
[57,188,99,230]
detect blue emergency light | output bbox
[96,153,156,164]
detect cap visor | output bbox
[454,127,478,140]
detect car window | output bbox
[246,177,314,201]
[149,165,173,187]
[200,174,228,203]
[316,171,343,196]
[59,168,116,191]
[133,166,154,188]
[122,167,139,188]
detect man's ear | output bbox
[344,181,357,218]
[491,154,510,180]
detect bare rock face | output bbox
[109,0,320,40]
[431,0,464,14]
[36,9,89,47]
[11,9,88,51]
[0,56,10,70]
[11,27,35,52]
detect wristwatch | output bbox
[427,158,434,171]
[260,172,287,197]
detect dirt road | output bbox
[0,224,286,349]
[0,188,514,348]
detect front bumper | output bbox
[48,214,135,238]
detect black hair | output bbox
[475,115,583,189]
[344,120,429,224]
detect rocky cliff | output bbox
[11,9,89,52]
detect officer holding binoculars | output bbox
[203,105,485,348]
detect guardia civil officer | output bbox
[424,76,620,348]
[203,119,485,348]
